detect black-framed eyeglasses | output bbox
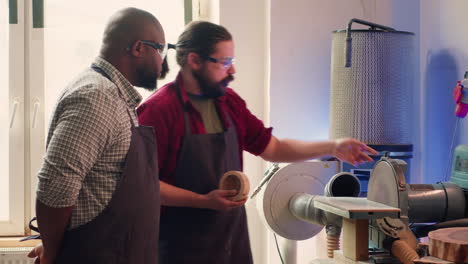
[141,40,168,59]
[204,56,235,69]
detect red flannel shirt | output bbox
[137,73,273,184]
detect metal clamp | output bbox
[250,163,279,199]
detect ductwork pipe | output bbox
[289,172,361,225]
[407,182,466,223]
[289,172,361,258]
[324,172,361,197]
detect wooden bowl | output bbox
[219,171,250,201]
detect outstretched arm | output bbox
[260,136,378,166]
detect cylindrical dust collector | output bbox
[329,19,415,144]
[329,19,416,188]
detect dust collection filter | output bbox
[329,19,415,144]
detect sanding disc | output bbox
[255,161,340,240]
[219,170,250,201]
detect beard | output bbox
[193,69,234,98]
[139,70,158,92]
[137,61,160,92]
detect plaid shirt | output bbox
[37,57,142,229]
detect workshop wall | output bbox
[419,0,468,184]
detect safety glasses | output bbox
[204,56,235,69]
[141,40,168,60]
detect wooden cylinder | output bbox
[429,227,468,263]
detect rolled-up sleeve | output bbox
[241,106,272,156]
[37,89,117,208]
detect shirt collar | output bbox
[175,72,191,106]
[92,57,142,108]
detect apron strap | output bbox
[124,107,137,128]
[223,109,235,131]
[174,81,192,136]
[19,217,41,241]
[182,112,191,135]
[91,65,137,128]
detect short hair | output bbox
[176,21,232,67]
[100,7,161,56]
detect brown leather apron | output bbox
[159,83,253,264]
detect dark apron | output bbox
[27,67,160,264]
[159,83,253,264]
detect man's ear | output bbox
[187,52,202,70]
[128,40,144,57]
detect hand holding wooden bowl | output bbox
[219,171,250,201]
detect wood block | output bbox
[429,227,468,263]
[342,218,369,261]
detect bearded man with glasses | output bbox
[137,21,377,264]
